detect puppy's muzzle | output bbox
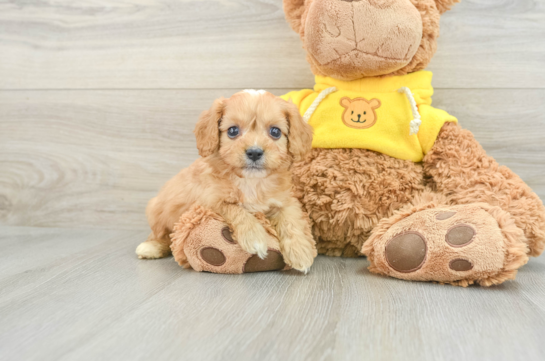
[246,147,264,162]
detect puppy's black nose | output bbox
[246,147,264,162]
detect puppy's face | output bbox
[194,90,313,178]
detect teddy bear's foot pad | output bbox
[366,204,529,286]
[244,252,286,273]
[174,217,287,274]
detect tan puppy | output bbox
[136,90,317,272]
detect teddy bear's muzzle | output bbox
[303,0,423,78]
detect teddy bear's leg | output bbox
[362,199,529,286]
[170,207,288,274]
[292,148,425,257]
[424,122,545,256]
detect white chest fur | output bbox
[234,176,282,214]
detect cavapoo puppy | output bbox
[136,90,317,272]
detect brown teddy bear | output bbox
[280,0,545,286]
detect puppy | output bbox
[136,90,317,272]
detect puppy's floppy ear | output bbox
[194,97,226,157]
[434,0,460,14]
[283,0,306,33]
[283,99,313,162]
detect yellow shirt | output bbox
[281,71,457,162]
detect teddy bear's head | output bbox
[283,0,459,80]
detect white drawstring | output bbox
[303,87,337,123]
[398,87,421,135]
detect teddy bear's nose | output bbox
[358,114,361,120]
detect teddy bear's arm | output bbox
[423,122,545,256]
[280,89,315,112]
[417,104,458,155]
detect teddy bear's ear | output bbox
[283,0,306,33]
[340,97,351,108]
[369,99,381,109]
[435,0,460,14]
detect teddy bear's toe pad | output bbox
[200,247,227,266]
[384,232,427,273]
[436,211,456,220]
[446,225,475,247]
[369,204,518,284]
[449,258,474,271]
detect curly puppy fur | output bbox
[136,91,317,273]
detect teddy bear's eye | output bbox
[351,111,354,115]
[227,126,239,138]
[364,111,366,115]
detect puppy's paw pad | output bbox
[384,232,427,273]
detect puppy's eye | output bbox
[227,126,239,138]
[269,127,281,140]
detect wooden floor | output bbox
[1,225,545,361]
[1,1,545,360]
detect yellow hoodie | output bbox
[281,71,457,162]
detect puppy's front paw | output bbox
[281,239,316,274]
[236,225,269,259]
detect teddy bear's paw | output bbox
[365,204,529,286]
[176,218,287,274]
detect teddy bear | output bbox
[278,0,545,286]
[169,0,544,286]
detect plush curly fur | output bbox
[282,0,545,280]
[424,122,545,257]
[292,148,425,257]
[294,121,545,261]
